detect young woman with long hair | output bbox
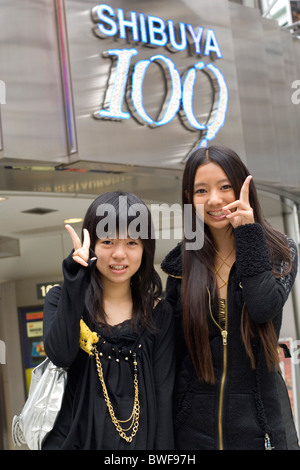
[162,145,299,450]
[42,191,175,450]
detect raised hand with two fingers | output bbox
[222,175,254,228]
[65,224,96,267]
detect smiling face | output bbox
[193,162,236,232]
[94,236,144,286]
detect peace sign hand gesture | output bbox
[222,175,254,228]
[65,224,95,267]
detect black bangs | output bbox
[82,191,161,330]
[95,193,152,241]
[83,191,154,247]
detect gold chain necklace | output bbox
[79,319,140,443]
[94,348,140,443]
[214,247,234,289]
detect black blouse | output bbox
[42,253,175,450]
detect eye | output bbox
[194,188,206,194]
[221,184,232,191]
[127,239,139,246]
[101,239,113,245]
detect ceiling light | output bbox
[64,218,83,224]
[0,197,7,202]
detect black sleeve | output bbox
[234,223,298,324]
[165,276,181,311]
[43,251,97,367]
[152,300,175,450]
[164,276,188,368]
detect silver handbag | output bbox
[12,357,68,450]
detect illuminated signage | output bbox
[91,4,223,56]
[91,4,228,148]
[36,282,62,299]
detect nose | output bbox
[111,241,126,260]
[208,189,223,206]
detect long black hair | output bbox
[82,191,162,330]
[182,145,292,383]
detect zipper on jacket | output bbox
[207,287,228,450]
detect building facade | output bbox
[0,0,299,449]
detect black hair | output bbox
[82,191,162,330]
[181,145,292,382]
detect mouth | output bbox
[207,210,226,220]
[109,264,128,273]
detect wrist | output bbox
[234,224,272,278]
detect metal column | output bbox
[281,197,300,440]
[282,197,300,340]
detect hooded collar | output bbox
[160,242,183,279]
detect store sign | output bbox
[91,4,228,147]
[19,307,46,393]
[36,281,62,299]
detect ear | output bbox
[184,189,190,203]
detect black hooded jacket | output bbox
[161,223,299,450]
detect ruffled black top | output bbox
[42,252,175,450]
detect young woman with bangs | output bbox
[42,191,175,450]
[161,145,299,450]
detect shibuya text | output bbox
[91,4,222,57]
[91,5,228,146]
